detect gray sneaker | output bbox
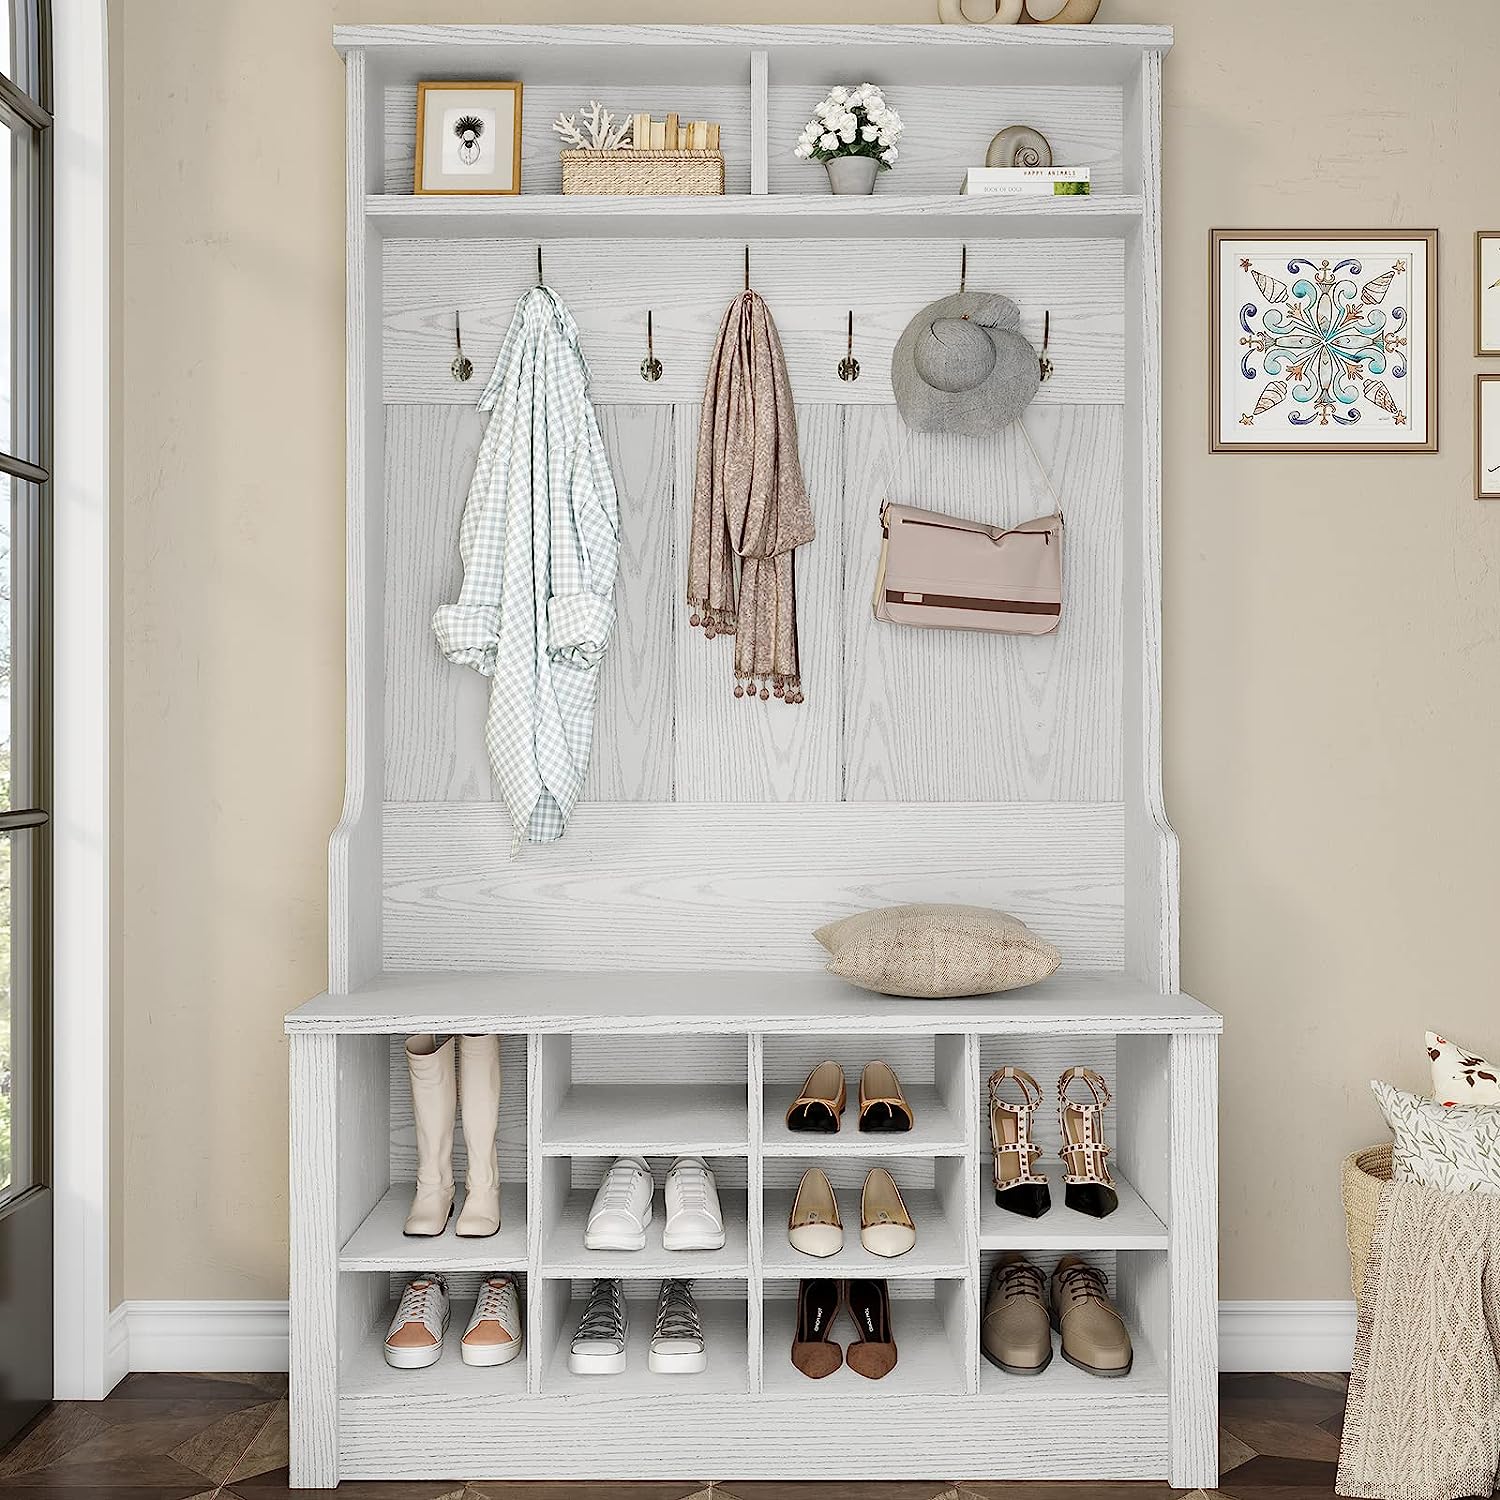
[648,1278,706,1374]
[569,1278,627,1375]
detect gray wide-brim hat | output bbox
[891,291,1040,438]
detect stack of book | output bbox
[631,113,720,151]
[961,166,1091,196]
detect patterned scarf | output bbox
[687,290,813,704]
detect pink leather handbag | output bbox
[872,502,1063,636]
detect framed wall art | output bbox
[415,81,523,195]
[1476,376,1500,500]
[1476,231,1500,355]
[1210,229,1438,453]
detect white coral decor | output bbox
[792,83,903,167]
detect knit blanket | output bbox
[1337,1178,1500,1500]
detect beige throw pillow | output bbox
[815,904,1060,999]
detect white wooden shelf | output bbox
[541,1083,749,1156]
[978,1164,1167,1251]
[340,1185,529,1271]
[979,1343,1166,1401]
[760,1080,966,1156]
[288,969,1222,1036]
[760,1296,965,1399]
[365,192,1146,242]
[762,1189,968,1279]
[542,1294,749,1397]
[542,1189,751,1278]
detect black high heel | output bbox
[988,1067,1051,1218]
[1059,1067,1119,1218]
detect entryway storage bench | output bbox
[287,20,1221,1490]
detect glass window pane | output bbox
[0,3,45,109]
[0,107,42,469]
[0,3,11,85]
[0,828,30,1203]
[0,474,37,814]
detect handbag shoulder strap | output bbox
[1014,419,1065,524]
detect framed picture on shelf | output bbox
[1210,229,1438,453]
[1476,231,1500,355]
[415,81,523,195]
[1476,376,1500,499]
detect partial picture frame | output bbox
[1475,231,1500,355]
[415,81,523,195]
[1476,376,1500,500]
[1210,229,1438,453]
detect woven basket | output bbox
[560,149,725,196]
[1342,1142,1393,1298]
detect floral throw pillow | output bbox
[1426,1031,1500,1106]
[1371,1080,1500,1196]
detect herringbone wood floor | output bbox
[0,1371,1349,1498]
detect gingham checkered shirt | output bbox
[432,287,620,851]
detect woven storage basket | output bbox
[1342,1142,1393,1298]
[560,149,725,196]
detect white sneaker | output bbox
[584,1156,654,1251]
[663,1157,726,1251]
[569,1277,628,1375]
[383,1275,449,1369]
[460,1274,523,1367]
[649,1278,707,1374]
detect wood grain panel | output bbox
[672,404,842,801]
[382,83,754,196]
[382,404,674,804]
[380,800,1124,971]
[841,405,1123,802]
[765,84,1123,196]
[583,406,675,801]
[381,237,1123,406]
[383,405,488,803]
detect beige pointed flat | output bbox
[788,1167,843,1258]
[859,1167,916,1259]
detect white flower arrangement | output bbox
[793,83,903,169]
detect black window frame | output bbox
[0,0,52,1212]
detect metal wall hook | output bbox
[960,243,968,294]
[838,309,860,382]
[1039,308,1054,381]
[450,310,473,382]
[744,244,752,292]
[640,310,663,382]
[536,244,544,286]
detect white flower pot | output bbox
[824,155,879,195]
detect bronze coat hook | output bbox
[451,310,473,383]
[641,310,663,382]
[838,309,860,382]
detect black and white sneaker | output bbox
[649,1278,706,1374]
[569,1278,627,1375]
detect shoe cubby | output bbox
[535,1276,751,1397]
[534,1032,751,1156]
[976,1032,1169,1252]
[537,1154,751,1278]
[336,1032,530,1274]
[760,1275,974,1398]
[337,1269,531,1398]
[762,1154,972,1279]
[761,1033,970,1156]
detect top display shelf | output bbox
[334,23,1173,89]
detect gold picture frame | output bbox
[1476,231,1500,356]
[1210,228,1438,453]
[415,81,523,195]
[1476,375,1500,500]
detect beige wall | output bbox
[114,0,1500,1304]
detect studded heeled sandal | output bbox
[1058,1066,1119,1219]
[987,1067,1051,1218]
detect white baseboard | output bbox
[112,1297,1352,1377]
[123,1299,291,1373]
[104,1303,130,1391]
[1218,1300,1355,1373]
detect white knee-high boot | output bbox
[455,1033,501,1237]
[403,1035,456,1236]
